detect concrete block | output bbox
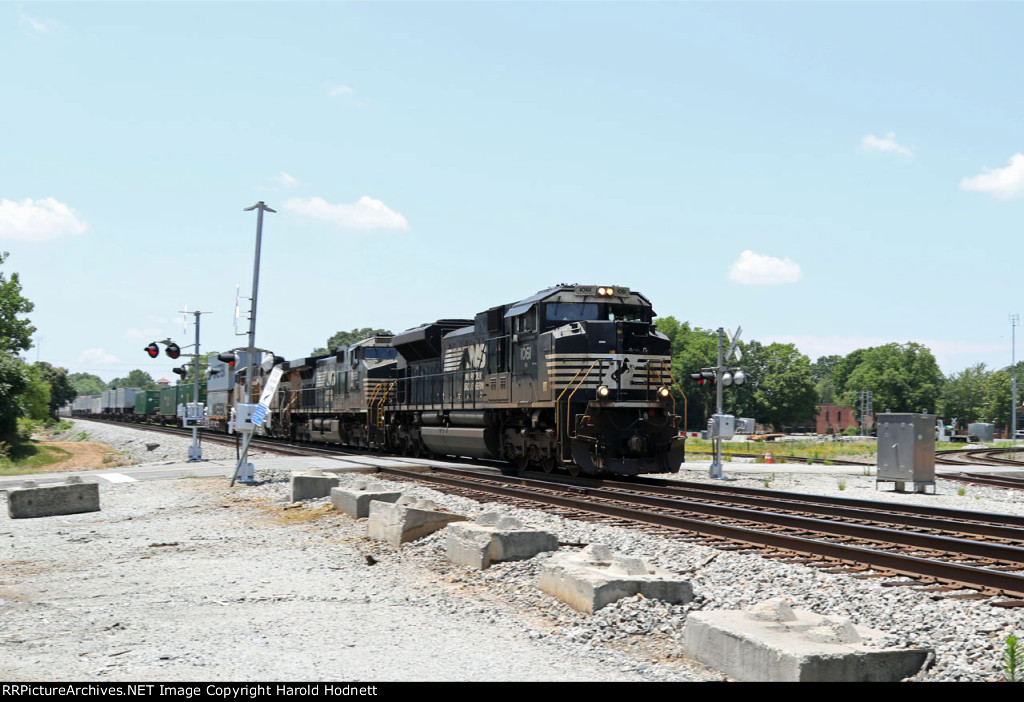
[330,480,402,518]
[289,469,339,502]
[446,511,559,569]
[8,477,100,519]
[538,543,693,613]
[683,598,931,682]
[366,497,467,546]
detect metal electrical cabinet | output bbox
[876,413,936,493]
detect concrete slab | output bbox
[7,476,100,519]
[330,480,402,518]
[446,512,559,569]
[538,544,693,613]
[684,598,931,682]
[366,497,467,546]
[289,469,340,501]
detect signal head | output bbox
[165,342,181,360]
[217,351,239,368]
[144,342,159,359]
[172,366,187,380]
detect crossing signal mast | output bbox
[142,311,210,461]
[690,327,754,480]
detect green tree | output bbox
[980,362,1024,431]
[0,353,28,440]
[35,362,77,416]
[811,354,843,404]
[70,372,107,396]
[312,328,392,355]
[21,364,51,422]
[0,252,35,354]
[937,363,992,425]
[837,342,944,414]
[110,369,159,390]
[656,318,718,429]
[728,342,818,431]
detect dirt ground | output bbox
[36,440,129,471]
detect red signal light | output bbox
[166,343,181,360]
[144,343,159,358]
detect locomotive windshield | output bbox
[546,303,601,322]
[544,302,652,326]
[362,347,397,359]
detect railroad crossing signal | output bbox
[218,351,239,368]
[144,343,159,358]
[172,366,187,380]
[165,342,181,359]
[689,371,716,386]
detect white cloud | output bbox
[328,84,354,97]
[860,131,912,157]
[283,196,409,230]
[76,348,119,367]
[960,153,1024,199]
[727,250,802,285]
[0,198,88,241]
[19,13,56,35]
[275,171,299,188]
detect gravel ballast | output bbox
[3,421,1024,682]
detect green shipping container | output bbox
[158,384,209,420]
[134,389,161,416]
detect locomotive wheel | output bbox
[541,457,556,474]
[566,463,581,478]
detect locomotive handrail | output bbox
[657,360,687,433]
[554,359,600,462]
[565,358,603,439]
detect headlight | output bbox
[597,385,610,397]
[657,386,670,398]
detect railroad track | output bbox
[74,418,1024,599]
[376,464,1024,603]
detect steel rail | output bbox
[420,467,1024,564]
[378,466,1024,596]
[571,479,1024,542]
[618,475,1024,528]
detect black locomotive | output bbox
[248,284,686,477]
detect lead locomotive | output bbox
[259,284,686,477]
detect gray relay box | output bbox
[876,413,935,493]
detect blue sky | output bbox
[2,1,1023,383]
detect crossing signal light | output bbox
[218,351,239,368]
[165,343,181,360]
[172,366,187,380]
[689,371,716,386]
[144,343,159,358]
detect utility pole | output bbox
[1012,314,1019,447]
[232,201,275,485]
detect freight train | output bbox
[69,284,687,477]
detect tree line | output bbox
[657,317,1016,433]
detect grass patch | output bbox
[0,442,74,476]
[688,437,876,463]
